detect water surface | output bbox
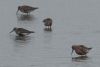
[0,0,100,67]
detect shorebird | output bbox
[16,5,38,14]
[71,45,92,56]
[10,27,34,36]
[43,18,52,29]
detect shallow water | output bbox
[0,0,100,67]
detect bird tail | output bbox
[88,48,92,50]
[32,7,38,10]
[30,31,35,33]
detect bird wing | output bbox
[18,28,32,33]
[75,47,87,55]
[80,47,88,54]
[80,45,91,52]
[23,5,34,10]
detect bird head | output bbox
[71,46,74,55]
[16,6,21,14]
[10,27,17,33]
[71,45,77,55]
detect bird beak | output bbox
[35,7,39,9]
[71,49,74,55]
[16,9,19,14]
[10,29,14,33]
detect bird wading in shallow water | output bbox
[16,5,38,15]
[10,27,35,36]
[71,45,92,56]
[43,18,52,29]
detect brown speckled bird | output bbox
[43,18,52,29]
[10,27,34,36]
[71,45,92,56]
[16,5,38,14]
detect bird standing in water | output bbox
[10,27,34,36]
[43,18,52,29]
[71,45,92,56]
[16,5,38,15]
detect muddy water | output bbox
[0,0,100,67]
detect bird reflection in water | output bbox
[10,35,32,47]
[72,56,89,62]
[44,28,52,32]
[15,35,31,41]
[17,14,35,21]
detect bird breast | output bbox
[44,22,52,26]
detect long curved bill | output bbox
[10,29,14,33]
[71,49,74,55]
[16,9,19,14]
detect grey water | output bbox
[0,0,100,67]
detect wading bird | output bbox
[43,18,52,29]
[10,27,34,36]
[71,45,92,56]
[16,5,38,15]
